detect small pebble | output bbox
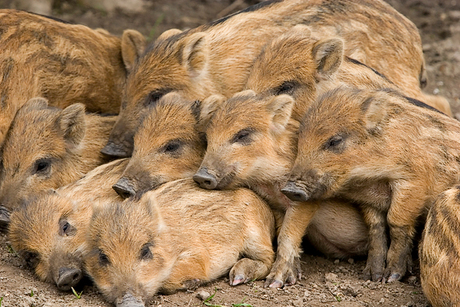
[196,290,211,301]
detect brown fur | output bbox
[419,186,460,307]
[0,9,146,144]
[112,92,206,198]
[194,90,368,288]
[0,98,117,212]
[103,0,428,157]
[245,26,451,121]
[284,86,460,282]
[84,178,275,305]
[115,88,367,280]
[7,159,127,290]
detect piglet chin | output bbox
[116,292,145,307]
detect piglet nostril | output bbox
[101,141,132,158]
[281,182,309,202]
[113,178,137,199]
[193,168,218,190]
[56,267,82,291]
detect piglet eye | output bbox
[145,88,172,106]
[33,158,51,174]
[163,140,182,154]
[58,220,76,236]
[274,80,297,95]
[139,243,153,261]
[149,92,163,104]
[329,136,342,147]
[324,135,346,152]
[98,250,110,266]
[231,128,253,144]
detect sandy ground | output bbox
[0,0,459,306]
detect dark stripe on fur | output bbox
[208,0,284,27]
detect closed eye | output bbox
[98,250,110,266]
[323,134,347,152]
[274,81,298,96]
[231,128,254,145]
[328,136,343,147]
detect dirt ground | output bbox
[0,0,459,306]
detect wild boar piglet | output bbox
[112,92,205,199]
[85,178,275,307]
[0,9,146,144]
[245,25,451,120]
[8,158,127,291]
[103,0,430,158]
[283,86,460,282]
[194,90,369,288]
[0,98,116,215]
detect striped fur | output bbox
[0,10,145,145]
[285,86,460,283]
[420,186,460,307]
[103,0,429,157]
[84,178,275,305]
[0,98,116,212]
[194,90,369,288]
[245,25,451,121]
[8,159,127,288]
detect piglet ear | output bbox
[121,29,147,72]
[197,94,226,132]
[144,196,166,234]
[58,103,86,147]
[181,32,208,78]
[160,91,183,104]
[157,28,182,41]
[232,89,257,99]
[267,94,295,134]
[312,38,344,81]
[362,94,388,132]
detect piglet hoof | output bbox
[383,267,404,283]
[265,278,284,289]
[285,274,298,286]
[386,273,401,283]
[372,273,383,282]
[229,258,270,286]
[384,255,412,283]
[263,258,301,288]
[362,266,383,282]
[230,274,246,286]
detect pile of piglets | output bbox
[1,1,456,306]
